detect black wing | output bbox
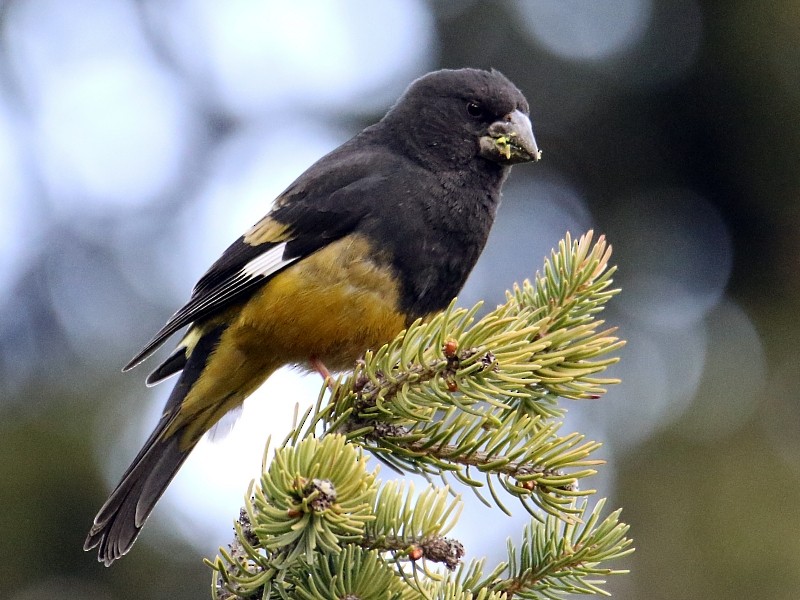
[124,147,391,372]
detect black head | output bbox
[379,68,541,170]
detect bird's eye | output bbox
[466,101,484,119]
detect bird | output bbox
[84,67,541,565]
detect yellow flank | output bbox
[237,233,406,369]
[176,325,203,355]
[171,233,406,447]
[243,216,291,246]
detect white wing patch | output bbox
[241,242,295,278]
[182,243,298,317]
[123,243,299,371]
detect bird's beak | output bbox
[479,109,542,165]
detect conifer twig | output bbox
[208,231,633,600]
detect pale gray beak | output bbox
[479,109,542,165]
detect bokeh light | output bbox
[617,0,704,88]
[144,0,435,117]
[34,59,196,209]
[513,0,652,62]
[607,188,732,329]
[4,0,150,103]
[599,320,707,447]
[5,0,199,210]
[677,299,765,441]
[0,101,32,295]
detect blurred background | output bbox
[1,0,798,598]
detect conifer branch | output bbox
[322,232,622,518]
[486,500,634,598]
[207,231,633,600]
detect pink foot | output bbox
[310,356,333,388]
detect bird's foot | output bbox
[310,356,334,389]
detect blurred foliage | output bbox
[2,1,800,599]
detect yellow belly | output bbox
[232,233,406,368]
[175,234,406,442]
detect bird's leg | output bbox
[309,356,334,389]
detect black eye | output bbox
[466,101,484,118]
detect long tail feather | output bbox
[83,413,191,565]
[85,325,226,566]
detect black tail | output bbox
[85,326,225,566]
[83,410,192,565]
